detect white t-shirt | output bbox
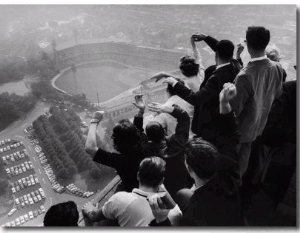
[102,188,182,227]
[153,95,194,137]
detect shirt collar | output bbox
[132,188,166,198]
[216,62,230,70]
[249,55,268,62]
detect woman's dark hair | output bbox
[44,201,79,226]
[179,55,199,77]
[139,156,166,187]
[112,119,140,155]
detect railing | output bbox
[78,176,121,226]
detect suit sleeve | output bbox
[204,35,219,52]
[167,105,190,156]
[133,114,144,132]
[173,73,224,106]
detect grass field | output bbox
[55,62,156,103]
[0,80,29,96]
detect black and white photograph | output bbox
[0,4,296,228]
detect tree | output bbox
[0,178,9,196]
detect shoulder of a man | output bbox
[234,69,251,83]
[109,191,136,206]
[102,192,136,218]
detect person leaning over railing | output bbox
[85,109,149,192]
[82,157,182,227]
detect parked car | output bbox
[28,211,34,219]
[8,208,17,217]
[40,206,46,213]
[33,210,39,217]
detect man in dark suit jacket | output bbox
[152,34,241,142]
[149,84,244,226]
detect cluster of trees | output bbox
[0,58,26,85]
[0,161,9,196]
[27,50,58,80]
[48,106,114,180]
[0,39,59,86]
[33,115,78,181]
[0,92,37,131]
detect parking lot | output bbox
[0,138,46,227]
[0,102,104,227]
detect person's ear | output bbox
[137,172,140,181]
[185,160,193,174]
[158,177,164,186]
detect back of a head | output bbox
[246,26,270,51]
[265,46,281,62]
[44,201,79,226]
[138,156,166,187]
[179,55,200,77]
[216,40,234,61]
[146,121,165,143]
[167,78,185,96]
[185,138,219,179]
[112,119,140,155]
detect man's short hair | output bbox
[112,119,140,154]
[139,156,166,187]
[179,55,200,77]
[44,201,79,226]
[166,78,184,96]
[185,138,219,179]
[146,121,165,143]
[246,26,270,51]
[216,40,234,60]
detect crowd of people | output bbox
[43,26,296,227]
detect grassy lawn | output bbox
[55,62,154,103]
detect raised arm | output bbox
[191,35,205,81]
[85,111,105,156]
[85,111,126,170]
[148,103,190,156]
[192,33,219,52]
[161,73,224,107]
[132,94,145,131]
[215,83,240,193]
[236,43,245,67]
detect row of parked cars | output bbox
[37,153,48,165]
[2,205,46,227]
[11,174,39,193]
[43,164,65,193]
[14,188,46,210]
[66,183,94,198]
[0,138,11,145]
[6,161,34,178]
[2,149,28,165]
